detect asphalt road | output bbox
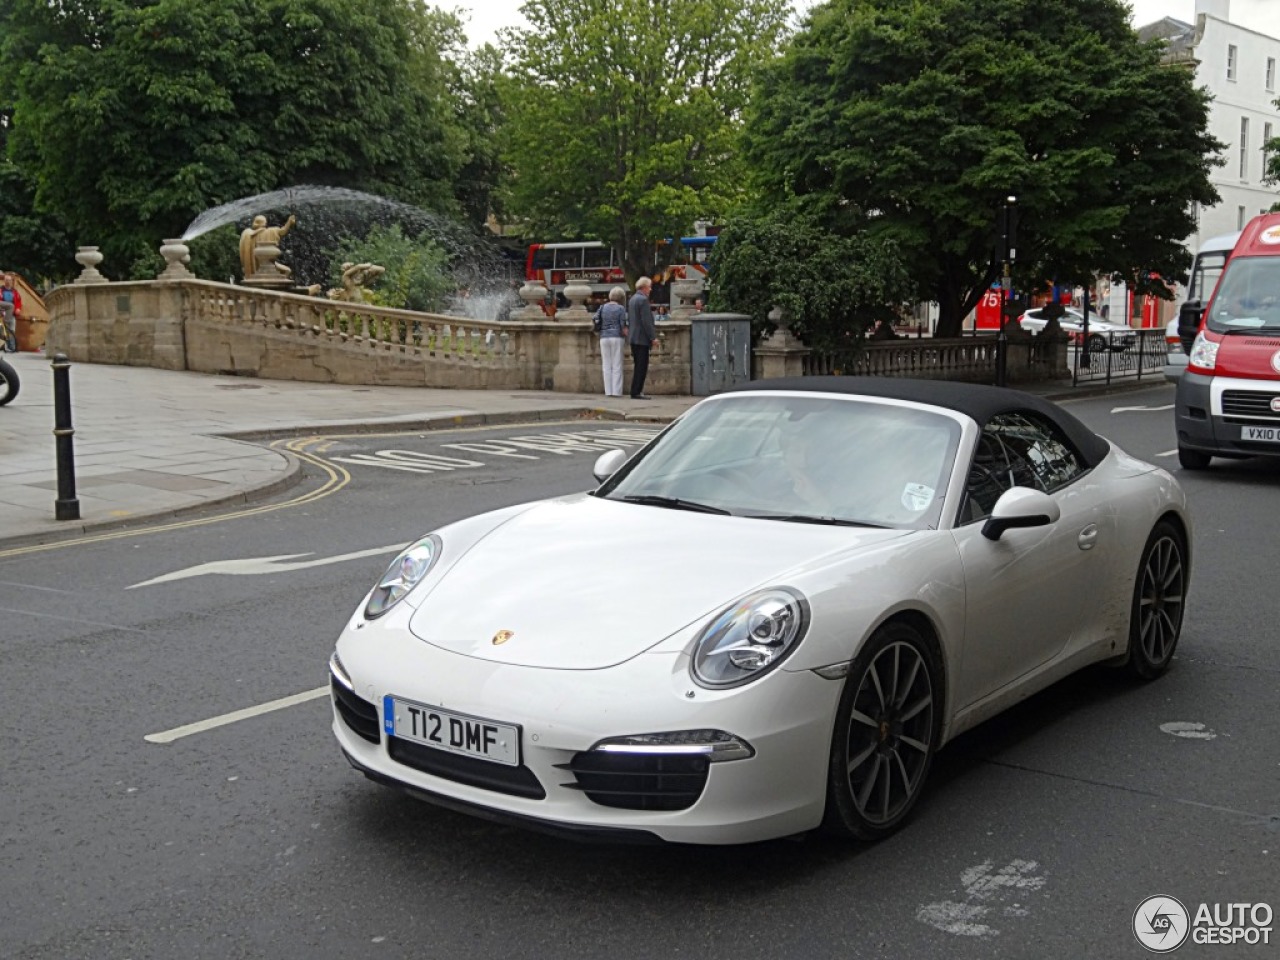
[1,392,1275,960]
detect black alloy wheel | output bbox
[823,621,941,841]
[1127,521,1188,681]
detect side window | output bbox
[962,412,1085,522]
[582,246,612,269]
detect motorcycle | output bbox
[0,315,20,405]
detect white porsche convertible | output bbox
[330,378,1190,845]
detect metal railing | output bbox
[1069,329,1166,386]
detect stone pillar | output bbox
[516,278,549,319]
[559,279,592,321]
[74,246,109,284]
[157,239,193,280]
[670,273,705,321]
[753,306,809,379]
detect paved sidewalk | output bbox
[0,351,1162,549]
[0,352,696,549]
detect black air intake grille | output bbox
[562,752,710,811]
[332,678,380,744]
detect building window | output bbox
[1265,122,1274,179]
[1238,205,1248,229]
[1268,57,1277,91]
[1228,44,1238,81]
[1240,117,1250,179]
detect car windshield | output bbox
[596,394,962,529]
[1206,256,1280,334]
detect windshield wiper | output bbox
[744,513,884,528]
[620,495,731,515]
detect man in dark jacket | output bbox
[627,277,658,399]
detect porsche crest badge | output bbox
[492,630,514,645]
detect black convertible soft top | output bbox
[726,376,1111,468]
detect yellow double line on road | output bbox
[0,437,350,559]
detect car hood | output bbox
[407,495,910,669]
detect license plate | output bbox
[1242,425,1280,442]
[384,696,520,766]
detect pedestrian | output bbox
[627,276,658,399]
[0,274,22,353]
[593,286,629,397]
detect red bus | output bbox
[525,241,625,295]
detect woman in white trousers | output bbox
[594,286,629,397]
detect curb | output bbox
[0,407,681,553]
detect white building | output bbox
[1140,0,1280,249]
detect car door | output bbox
[951,413,1109,709]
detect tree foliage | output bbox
[0,0,478,271]
[501,0,791,279]
[744,0,1224,336]
[327,224,452,312]
[711,207,912,362]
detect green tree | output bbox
[711,207,912,362]
[501,0,791,279]
[744,0,1223,337]
[0,0,470,272]
[0,160,76,285]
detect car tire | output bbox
[1126,521,1187,681]
[1087,333,1107,353]
[0,356,19,406]
[1177,446,1211,470]
[822,620,942,841]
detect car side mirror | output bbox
[981,486,1061,541]
[592,449,628,484]
[1177,300,1204,354]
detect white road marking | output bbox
[1156,449,1178,458]
[1111,404,1174,413]
[917,860,1046,938]
[145,686,328,744]
[128,544,406,589]
[0,604,147,633]
[1160,721,1217,740]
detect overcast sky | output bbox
[458,1,1279,49]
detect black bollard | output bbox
[51,352,81,521]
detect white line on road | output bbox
[1110,404,1174,413]
[0,604,147,632]
[128,543,406,589]
[144,686,329,744]
[1156,449,1177,458]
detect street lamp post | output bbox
[996,195,1017,388]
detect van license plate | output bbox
[384,696,519,765]
[1242,426,1280,442]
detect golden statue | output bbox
[239,214,297,281]
[327,261,386,303]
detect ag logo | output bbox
[1134,895,1190,953]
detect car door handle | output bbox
[1077,524,1099,551]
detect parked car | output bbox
[1163,315,1188,383]
[1016,307,1136,352]
[331,377,1191,845]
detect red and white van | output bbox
[1174,213,1280,469]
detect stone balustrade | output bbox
[46,277,692,394]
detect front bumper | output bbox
[331,625,843,845]
[1174,371,1280,458]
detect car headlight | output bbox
[691,587,809,688]
[364,535,441,619]
[1188,333,1219,371]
